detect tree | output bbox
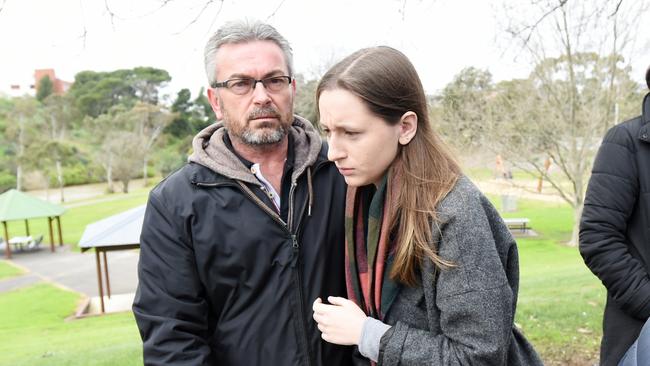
[103,131,145,193]
[0,99,17,193]
[493,0,650,245]
[86,105,133,192]
[131,67,171,104]
[4,97,42,191]
[31,140,76,201]
[441,56,642,246]
[69,67,172,118]
[294,74,319,125]
[36,75,54,102]
[70,70,137,117]
[39,94,80,202]
[128,102,175,186]
[166,88,194,138]
[191,88,215,131]
[439,67,494,150]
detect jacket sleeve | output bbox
[378,191,517,365]
[579,125,650,320]
[132,191,213,365]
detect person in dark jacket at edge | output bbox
[580,65,650,366]
[132,19,353,366]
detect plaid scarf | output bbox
[345,172,401,321]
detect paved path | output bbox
[0,245,139,297]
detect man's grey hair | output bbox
[204,20,294,87]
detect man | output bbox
[580,66,650,366]
[133,20,352,365]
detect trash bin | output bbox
[501,195,517,212]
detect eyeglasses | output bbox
[211,76,292,95]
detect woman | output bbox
[312,46,542,365]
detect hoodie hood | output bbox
[188,115,323,184]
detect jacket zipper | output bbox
[195,179,315,366]
[286,162,330,366]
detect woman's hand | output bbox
[312,296,367,345]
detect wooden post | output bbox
[103,251,111,299]
[95,249,105,313]
[2,221,11,259]
[47,217,55,252]
[24,220,30,236]
[56,216,63,247]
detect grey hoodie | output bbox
[188,115,322,185]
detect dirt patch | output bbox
[26,178,152,204]
[474,178,566,203]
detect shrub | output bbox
[0,172,16,193]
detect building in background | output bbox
[0,69,72,98]
[34,69,72,95]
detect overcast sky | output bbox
[1,0,648,98]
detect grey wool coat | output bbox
[375,177,542,366]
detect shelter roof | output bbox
[0,189,66,222]
[79,204,145,250]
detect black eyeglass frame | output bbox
[211,76,293,94]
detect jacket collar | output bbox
[188,115,324,184]
[639,93,650,143]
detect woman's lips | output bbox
[337,167,354,176]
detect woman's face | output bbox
[319,88,405,187]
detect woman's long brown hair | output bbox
[316,46,461,286]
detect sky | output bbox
[1,0,649,99]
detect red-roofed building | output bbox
[34,69,72,95]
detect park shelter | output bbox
[79,204,145,313]
[0,189,66,259]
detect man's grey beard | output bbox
[240,126,287,145]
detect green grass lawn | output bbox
[490,196,605,365]
[0,182,604,365]
[0,260,25,280]
[0,284,142,366]
[3,187,150,251]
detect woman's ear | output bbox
[398,111,418,145]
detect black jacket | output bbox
[580,92,650,366]
[133,118,353,365]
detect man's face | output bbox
[207,40,296,146]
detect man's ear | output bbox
[207,88,224,120]
[398,111,418,145]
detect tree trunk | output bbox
[106,162,114,194]
[143,157,148,186]
[17,115,25,191]
[44,174,50,201]
[56,160,64,203]
[16,164,22,191]
[568,203,584,247]
[122,179,129,193]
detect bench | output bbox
[503,218,530,233]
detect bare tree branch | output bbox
[105,0,115,29]
[78,0,88,49]
[204,0,225,36]
[610,0,624,17]
[508,0,568,49]
[141,0,175,17]
[266,0,287,21]
[172,0,218,35]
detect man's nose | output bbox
[252,81,271,105]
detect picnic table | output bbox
[503,218,530,234]
[6,235,43,252]
[8,236,32,251]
